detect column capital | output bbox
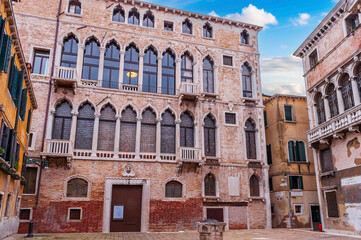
[79,44,85,50]
[115,114,122,120]
[157,56,163,61]
[156,117,163,123]
[94,113,101,118]
[139,53,145,58]
[175,58,182,63]
[71,111,79,117]
[175,119,181,124]
[100,47,106,53]
[120,50,125,55]
[136,116,143,121]
[50,108,56,114]
[192,61,198,66]
[193,121,198,126]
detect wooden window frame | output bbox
[0,191,4,220]
[103,42,120,89]
[315,93,326,124]
[182,19,192,35]
[245,119,257,160]
[161,111,176,154]
[180,112,194,148]
[204,173,217,197]
[326,84,339,118]
[165,180,183,199]
[142,47,158,93]
[309,49,318,69]
[19,208,32,222]
[67,207,83,222]
[143,11,155,28]
[284,105,294,122]
[61,35,78,68]
[319,147,334,173]
[123,44,139,86]
[65,177,91,201]
[112,5,125,23]
[23,166,39,196]
[249,174,260,197]
[240,30,249,45]
[128,8,140,25]
[289,176,303,190]
[161,51,176,95]
[203,57,214,94]
[164,21,174,31]
[32,49,50,75]
[68,0,81,15]
[345,13,360,35]
[52,101,72,140]
[340,75,354,111]
[203,23,213,38]
[75,103,95,150]
[181,53,193,83]
[82,39,100,81]
[140,109,157,153]
[242,64,253,98]
[119,107,137,153]
[324,190,339,218]
[204,115,216,157]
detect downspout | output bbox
[36,0,62,207]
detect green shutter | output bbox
[298,176,304,189]
[295,141,300,162]
[288,141,294,162]
[264,110,268,126]
[7,55,15,91]
[14,70,23,106]
[289,176,293,189]
[297,141,307,162]
[0,34,9,71]
[19,88,28,120]
[26,109,32,133]
[3,36,12,73]
[285,106,293,121]
[0,17,5,56]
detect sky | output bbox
[148,0,339,96]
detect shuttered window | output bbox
[284,105,293,121]
[340,75,354,111]
[75,103,94,150]
[66,178,88,198]
[0,29,13,73]
[264,111,268,127]
[120,107,137,152]
[289,176,303,189]
[245,119,256,159]
[26,109,32,134]
[288,141,307,162]
[180,112,194,147]
[0,123,10,161]
[61,35,78,68]
[140,108,156,153]
[326,84,339,118]
[320,148,334,172]
[204,115,216,157]
[23,167,37,194]
[325,191,339,218]
[8,55,24,107]
[52,101,72,140]
[161,110,175,154]
[19,89,28,120]
[204,173,216,196]
[165,181,182,198]
[162,50,175,95]
[267,144,272,165]
[250,175,260,197]
[98,105,116,151]
[203,57,214,93]
[0,119,4,149]
[315,92,326,124]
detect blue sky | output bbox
[148,0,338,95]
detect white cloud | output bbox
[209,4,278,28]
[290,13,311,26]
[208,11,219,17]
[261,56,305,95]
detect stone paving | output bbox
[5,229,361,240]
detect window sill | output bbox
[202,36,215,41]
[162,198,186,202]
[67,219,82,223]
[64,12,82,18]
[201,92,219,98]
[31,73,50,77]
[319,171,335,178]
[203,196,220,202]
[181,33,194,37]
[62,197,90,202]
[284,120,296,123]
[242,98,257,103]
[240,43,252,47]
[287,161,309,165]
[249,197,265,201]
[19,220,31,223]
[22,193,37,196]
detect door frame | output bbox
[103,178,150,233]
[309,204,320,230]
[203,206,229,230]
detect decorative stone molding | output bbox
[122,163,135,177]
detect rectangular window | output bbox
[4,194,11,217]
[0,124,12,162]
[345,14,359,35]
[225,112,236,125]
[223,56,233,66]
[294,204,303,215]
[19,209,31,221]
[264,110,268,126]
[23,167,38,195]
[0,193,3,216]
[164,21,173,31]
[284,105,294,121]
[271,205,275,214]
[28,132,34,150]
[320,148,334,173]
[267,144,272,165]
[68,208,82,221]
[19,88,28,121]
[325,191,339,218]
[32,50,49,75]
[309,49,318,69]
[0,29,13,73]
[289,176,303,190]
[269,177,273,191]
[8,55,24,106]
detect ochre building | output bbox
[294,0,361,235]
[0,0,37,238]
[263,94,319,230]
[14,0,271,233]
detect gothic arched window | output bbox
[245,119,256,159]
[162,50,175,95]
[339,74,354,111]
[75,103,94,150]
[326,84,339,118]
[242,63,252,98]
[141,108,156,153]
[143,47,157,93]
[61,35,78,68]
[204,173,216,196]
[103,42,120,89]
[82,38,100,81]
[128,8,140,25]
[120,107,137,153]
[67,178,88,198]
[314,92,326,124]
[241,30,249,44]
[113,5,125,22]
[123,44,139,86]
[52,101,72,140]
[203,23,212,38]
[250,175,259,197]
[97,105,116,151]
[143,11,154,28]
[180,112,194,147]
[204,115,216,157]
[161,110,176,154]
[182,19,192,34]
[181,53,193,83]
[203,57,214,93]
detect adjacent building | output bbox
[0,0,37,238]
[263,94,320,230]
[15,0,271,233]
[294,0,361,234]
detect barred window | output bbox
[242,63,252,98]
[245,119,256,159]
[82,38,100,81]
[162,50,175,95]
[165,181,182,198]
[52,101,72,140]
[314,92,326,124]
[128,8,140,25]
[66,178,88,198]
[142,47,157,93]
[203,57,214,93]
[250,175,260,197]
[204,115,216,157]
[143,11,154,28]
[339,74,354,111]
[120,107,137,153]
[69,208,82,220]
[225,112,236,125]
[75,103,94,150]
[113,5,125,23]
[123,44,139,86]
[103,41,120,89]
[181,53,193,83]
[326,84,339,118]
[180,112,194,147]
[204,173,216,196]
[140,108,156,153]
[61,35,78,68]
[161,110,176,154]
[97,105,116,151]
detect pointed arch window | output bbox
[52,101,72,140]
[120,107,137,153]
[203,57,214,93]
[67,178,88,198]
[82,39,100,81]
[314,92,326,124]
[340,74,354,111]
[141,108,156,153]
[181,53,193,83]
[182,19,192,34]
[61,35,78,68]
[250,175,260,197]
[241,30,249,44]
[161,110,176,154]
[326,84,339,118]
[143,11,154,28]
[103,42,120,89]
[245,119,256,159]
[128,8,140,25]
[242,63,253,98]
[113,5,125,23]
[75,103,94,150]
[124,44,139,86]
[204,115,216,157]
[162,50,175,95]
[203,23,213,38]
[98,105,116,151]
[204,173,216,196]
[180,112,194,147]
[68,0,81,15]
[288,140,307,162]
[143,47,157,93]
[356,64,361,100]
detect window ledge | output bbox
[62,197,90,202]
[201,92,219,98]
[64,12,82,18]
[181,33,194,37]
[240,43,252,47]
[249,197,265,201]
[19,220,32,223]
[319,171,336,178]
[242,98,257,103]
[287,161,309,165]
[162,198,186,202]
[202,36,215,41]
[284,120,296,123]
[67,219,82,223]
[203,196,220,202]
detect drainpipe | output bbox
[36,0,62,207]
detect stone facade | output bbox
[15,0,271,233]
[294,0,361,235]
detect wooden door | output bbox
[110,185,142,232]
[311,205,321,231]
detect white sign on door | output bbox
[113,205,124,220]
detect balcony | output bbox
[307,104,361,144]
[346,0,361,13]
[178,147,201,163]
[53,66,77,90]
[178,82,199,104]
[42,139,73,158]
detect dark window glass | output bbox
[320,148,334,172]
[61,36,78,68]
[113,6,125,22]
[75,103,94,150]
[340,74,354,111]
[269,177,273,191]
[69,209,81,220]
[204,173,216,196]
[120,107,137,152]
[4,194,11,217]
[68,0,81,14]
[26,109,32,133]
[162,50,175,95]
[289,176,303,190]
[161,110,175,154]
[309,50,318,68]
[284,105,293,121]
[165,181,182,198]
[288,141,306,162]
[204,115,216,157]
[267,144,272,165]
[0,123,11,162]
[180,112,194,147]
[143,47,157,93]
[182,19,192,34]
[164,21,173,31]
[123,44,139,86]
[103,42,120,89]
[326,84,339,118]
[98,105,116,151]
[19,209,31,220]
[23,167,37,194]
[28,132,33,149]
[345,14,359,35]
[242,64,252,98]
[264,110,268,127]
[32,50,49,75]
[143,11,154,28]
[326,191,339,218]
[203,23,212,38]
[82,39,100,81]
[250,175,260,197]
[141,108,156,153]
[315,92,326,124]
[52,101,72,140]
[240,30,249,44]
[203,57,214,93]
[223,56,233,66]
[67,178,88,198]
[181,53,193,83]
[245,119,256,159]
[225,113,236,125]
[128,8,140,25]
[356,64,361,101]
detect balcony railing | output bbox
[308,104,361,143]
[53,66,77,88]
[178,147,201,163]
[43,139,73,157]
[122,84,139,92]
[179,82,198,95]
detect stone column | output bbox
[351,77,360,105]
[113,115,121,158]
[193,61,198,84]
[135,116,142,159]
[76,44,85,82]
[98,47,106,85]
[201,122,205,156]
[194,121,199,148]
[175,120,181,158]
[70,111,78,148]
[175,58,182,94]
[46,109,55,140]
[138,53,144,89]
[215,123,220,158]
[214,65,219,94]
[156,118,162,160]
[323,96,331,121]
[91,113,100,157]
[336,86,345,114]
[157,56,163,93]
[119,50,125,89]
[54,41,63,71]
